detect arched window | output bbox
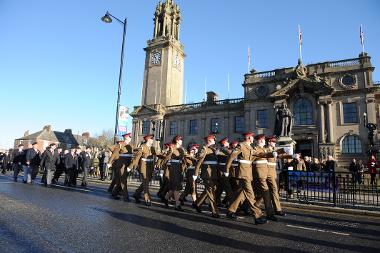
[294,98,313,125]
[342,135,362,154]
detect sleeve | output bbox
[26,149,32,164]
[225,145,241,172]
[129,147,143,169]
[108,148,119,165]
[194,147,207,177]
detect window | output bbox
[235,116,245,133]
[142,120,150,135]
[169,121,177,135]
[342,135,362,154]
[210,118,220,133]
[257,110,268,128]
[343,103,358,123]
[294,98,313,125]
[189,120,198,135]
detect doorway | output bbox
[295,140,313,157]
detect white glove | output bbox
[273,151,278,158]
[126,167,131,172]
[224,172,229,177]
[192,175,198,181]
[107,164,111,168]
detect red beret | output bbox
[204,134,216,142]
[255,134,266,140]
[231,140,239,146]
[172,135,183,143]
[122,133,132,138]
[242,132,254,138]
[219,137,229,145]
[266,135,277,143]
[143,134,154,141]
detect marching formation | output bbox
[108,131,293,225]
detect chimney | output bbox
[43,125,52,132]
[64,129,72,134]
[24,130,30,137]
[206,91,218,103]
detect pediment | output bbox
[130,105,164,117]
[270,76,334,98]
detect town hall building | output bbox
[131,0,380,168]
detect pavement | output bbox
[1,173,380,253]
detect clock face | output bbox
[151,51,161,65]
[256,85,269,98]
[340,74,356,89]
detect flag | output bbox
[248,46,251,72]
[360,25,364,46]
[298,25,302,46]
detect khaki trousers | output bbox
[195,179,219,215]
[254,167,275,216]
[135,167,153,201]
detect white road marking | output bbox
[286,224,350,236]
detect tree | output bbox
[93,129,113,150]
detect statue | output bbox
[274,102,293,137]
[294,58,307,78]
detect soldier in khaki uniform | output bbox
[229,140,240,192]
[163,135,186,211]
[226,132,267,225]
[252,134,277,221]
[192,134,220,218]
[107,136,125,193]
[180,144,199,205]
[129,134,156,206]
[111,133,134,202]
[157,143,172,201]
[215,137,233,207]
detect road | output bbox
[0,173,379,253]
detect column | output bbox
[327,101,334,143]
[154,17,158,38]
[366,95,376,123]
[318,101,326,143]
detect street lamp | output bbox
[363,112,377,154]
[101,11,127,143]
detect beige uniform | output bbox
[180,154,198,200]
[107,145,122,192]
[130,143,156,202]
[168,147,185,191]
[226,142,263,219]
[194,145,219,215]
[111,144,134,200]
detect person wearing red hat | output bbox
[157,143,173,201]
[192,134,220,218]
[107,136,126,193]
[215,137,233,207]
[180,144,200,205]
[225,132,267,224]
[129,134,156,206]
[110,133,134,202]
[252,133,278,221]
[228,140,240,192]
[163,135,186,211]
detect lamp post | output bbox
[101,11,127,144]
[363,112,377,154]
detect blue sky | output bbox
[1,0,379,148]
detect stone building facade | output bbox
[131,0,380,169]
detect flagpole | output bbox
[360,25,365,53]
[298,25,303,62]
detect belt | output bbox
[268,162,276,166]
[238,160,252,165]
[170,159,181,163]
[166,162,171,165]
[253,160,268,164]
[187,166,195,169]
[203,161,218,165]
[119,154,133,157]
[218,162,226,165]
[232,163,239,166]
[141,158,153,162]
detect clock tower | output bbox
[141,0,185,106]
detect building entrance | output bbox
[295,140,313,157]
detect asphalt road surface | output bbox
[1,173,379,253]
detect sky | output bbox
[0,0,379,149]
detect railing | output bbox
[279,171,379,207]
[166,98,244,112]
[328,58,360,68]
[253,70,276,78]
[373,81,380,86]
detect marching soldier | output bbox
[225,132,267,225]
[252,134,277,221]
[111,133,134,202]
[157,143,173,201]
[107,136,125,193]
[192,134,220,218]
[129,134,156,206]
[180,144,199,205]
[229,140,240,192]
[163,135,186,211]
[215,137,233,207]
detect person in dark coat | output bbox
[52,148,66,183]
[12,144,25,182]
[324,155,336,172]
[25,142,41,184]
[81,146,92,188]
[40,143,58,187]
[65,148,77,187]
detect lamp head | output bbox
[101,12,112,23]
